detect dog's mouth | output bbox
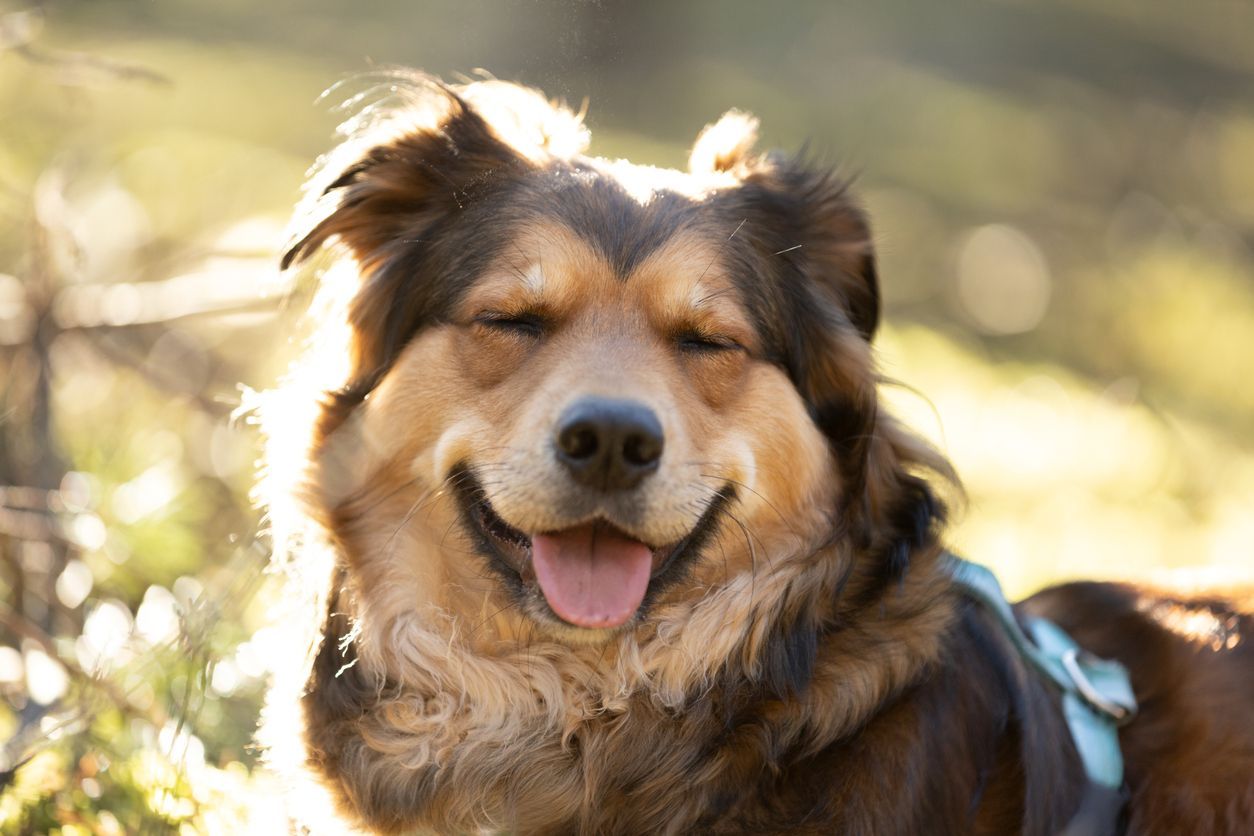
[453,467,733,630]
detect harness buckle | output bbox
[1060,648,1137,726]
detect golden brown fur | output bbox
[258,72,1254,834]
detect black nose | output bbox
[554,397,664,491]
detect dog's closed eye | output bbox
[473,310,548,339]
[675,330,742,353]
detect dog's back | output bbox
[1023,582,1254,834]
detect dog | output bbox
[258,72,1254,834]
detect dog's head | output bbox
[280,74,939,653]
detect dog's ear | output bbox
[281,82,532,272]
[690,118,878,338]
[748,154,880,341]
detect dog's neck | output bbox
[298,542,992,833]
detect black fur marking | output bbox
[758,613,821,700]
[861,475,944,605]
[306,570,373,723]
[811,383,877,507]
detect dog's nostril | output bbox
[558,423,600,461]
[622,431,662,467]
[554,397,664,491]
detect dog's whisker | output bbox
[697,471,795,532]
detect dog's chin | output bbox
[534,619,628,646]
[450,465,734,639]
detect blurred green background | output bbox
[1,0,1252,831]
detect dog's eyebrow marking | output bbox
[521,262,545,294]
[691,283,737,310]
[689,280,712,309]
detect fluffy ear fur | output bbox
[282,84,531,272]
[688,110,761,175]
[748,153,880,342]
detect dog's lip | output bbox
[450,465,736,610]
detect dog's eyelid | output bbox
[474,308,547,323]
[473,309,549,336]
[675,329,743,353]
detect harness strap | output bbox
[945,555,1138,832]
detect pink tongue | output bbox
[531,524,653,628]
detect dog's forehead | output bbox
[511,165,722,274]
[468,210,751,331]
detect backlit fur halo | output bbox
[256,72,959,834]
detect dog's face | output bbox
[284,77,903,647]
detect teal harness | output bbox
[946,555,1138,834]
